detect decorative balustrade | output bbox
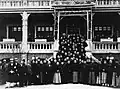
[0,41,54,53]
[92,41,120,53]
[27,42,54,53]
[0,41,120,53]
[51,0,95,6]
[0,42,21,53]
[0,0,119,8]
[0,0,52,8]
[95,0,120,7]
[0,0,96,8]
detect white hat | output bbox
[110,57,114,60]
[3,59,6,62]
[106,56,109,59]
[10,58,14,61]
[32,56,35,60]
[36,57,38,59]
[14,58,18,60]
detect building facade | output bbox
[0,0,119,63]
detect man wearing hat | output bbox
[19,59,29,87]
[5,58,20,88]
[31,57,38,85]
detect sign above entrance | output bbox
[52,0,95,6]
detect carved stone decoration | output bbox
[52,0,95,6]
[23,0,27,6]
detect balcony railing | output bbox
[0,0,120,8]
[27,42,54,53]
[0,0,96,8]
[1,41,120,54]
[0,0,52,8]
[95,0,120,7]
[92,41,120,53]
[0,41,54,53]
[0,42,21,53]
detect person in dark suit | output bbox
[42,60,48,84]
[106,58,113,87]
[46,60,55,84]
[37,59,44,85]
[19,60,28,87]
[31,57,38,85]
[61,60,72,84]
[0,60,6,85]
[82,60,89,84]
[101,57,107,86]
[5,58,20,88]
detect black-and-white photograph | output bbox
[0,0,119,89]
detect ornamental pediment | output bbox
[52,0,95,6]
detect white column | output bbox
[53,12,60,58]
[86,11,92,52]
[21,11,30,64]
[6,26,9,39]
[57,12,60,41]
[90,12,93,40]
[87,11,89,40]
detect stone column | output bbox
[21,11,30,64]
[86,11,93,52]
[87,11,89,40]
[53,11,60,58]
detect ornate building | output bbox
[0,0,119,63]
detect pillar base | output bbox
[53,40,59,59]
[54,40,59,51]
[53,51,58,59]
[85,39,92,52]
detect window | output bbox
[35,25,54,42]
[93,25,113,41]
[8,25,22,41]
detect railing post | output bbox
[101,0,104,5]
[118,42,120,51]
[116,0,119,5]
[95,0,98,5]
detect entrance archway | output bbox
[60,16,87,39]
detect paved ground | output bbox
[0,84,119,89]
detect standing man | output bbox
[19,59,29,87]
[5,58,20,88]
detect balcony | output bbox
[0,42,21,53]
[92,41,120,53]
[1,40,120,54]
[0,0,96,9]
[27,42,54,53]
[0,41,54,53]
[0,0,52,9]
[0,0,120,9]
[95,0,120,7]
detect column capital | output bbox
[21,12,30,20]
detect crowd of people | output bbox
[0,56,120,88]
[0,33,120,88]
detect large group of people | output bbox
[0,56,120,88]
[0,33,120,88]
